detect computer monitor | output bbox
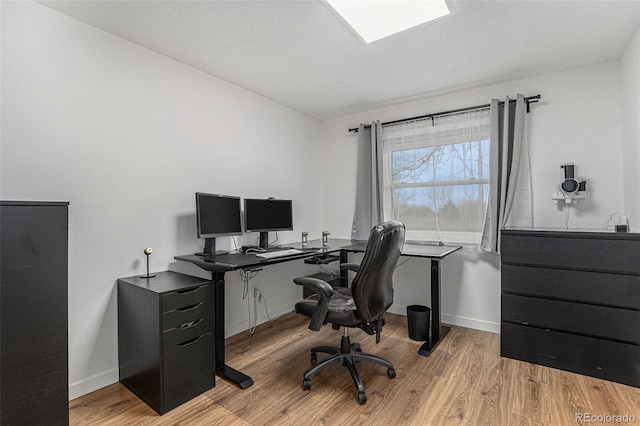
[195,192,242,255]
[244,198,293,249]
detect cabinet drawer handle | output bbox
[180,319,202,329]
[176,285,205,295]
[178,335,203,347]
[177,302,203,312]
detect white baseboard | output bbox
[69,367,119,400]
[388,304,500,334]
[441,313,500,334]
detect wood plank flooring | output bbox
[70,313,640,425]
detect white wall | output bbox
[621,27,640,230]
[321,62,626,333]
[1,1,327,399]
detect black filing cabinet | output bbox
[500,230,640,388]
[0,201,69,425]
[118,271,215,414]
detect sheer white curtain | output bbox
[380,109,491,247]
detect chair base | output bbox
[301,335,396,404]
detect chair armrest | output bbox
[340,263,360,273]
[293,276,334,331]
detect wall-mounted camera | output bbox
[552,162,587,204]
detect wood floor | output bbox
[70,313,640,425]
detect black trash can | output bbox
[407,305,431,341]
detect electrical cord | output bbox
[256,288,272,322]
[395,256,412,268]
[239,267,277,334]
[269,231,279,247]
[563,191,578,230]
[240,267,261,334]
[240,268,260,298]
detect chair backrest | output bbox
[351,221,405,323]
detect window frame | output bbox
[381,116,491,245]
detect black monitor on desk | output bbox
[244,198,293,249]
[196,193,242,255]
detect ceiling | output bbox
[38,0,640,120]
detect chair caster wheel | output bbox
[302,378,311,390]
[387,368,396,379]
[356,391,367,404]
[310,353,317,364]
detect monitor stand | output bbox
[195,238,229,256]
[258,232,269,250]
[256,232,292,251]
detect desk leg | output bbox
[418,258,451,356]
[212,272,254,389]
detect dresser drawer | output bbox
[502,264,640,309]
[502,294,640,344]
[162,284,211,312]
[163,332,214,412]
[501,323,640,388]
[162,317,212,348]
[501,232,640,274]
[162,301,212,331]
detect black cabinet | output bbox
[0,201,69,425]
[118,271,215,414]
[501,230,640,387]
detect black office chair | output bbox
[293,220,405,404]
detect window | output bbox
[325,0,451,44]
[381,109,491,245]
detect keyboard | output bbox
[255,249,304,259]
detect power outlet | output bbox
[252,286,262,302]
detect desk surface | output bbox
[341,241,461,259]
[175,239,461,272]
[175,238,348,272]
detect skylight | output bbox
[325,0,451,44]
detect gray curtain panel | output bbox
[480,94,526,253]
[351,121,383,241]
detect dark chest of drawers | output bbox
[118,271,215,414]
[500,230,640,388]
[0,201,69,425]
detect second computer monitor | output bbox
[244,198,293,249]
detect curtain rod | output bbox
[348,94,541,133]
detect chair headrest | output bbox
[370,220,405,247]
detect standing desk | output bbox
[175,239,348,390]
[340,242,461,356]
[175,238,460,389]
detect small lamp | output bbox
[140,247,156,278]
